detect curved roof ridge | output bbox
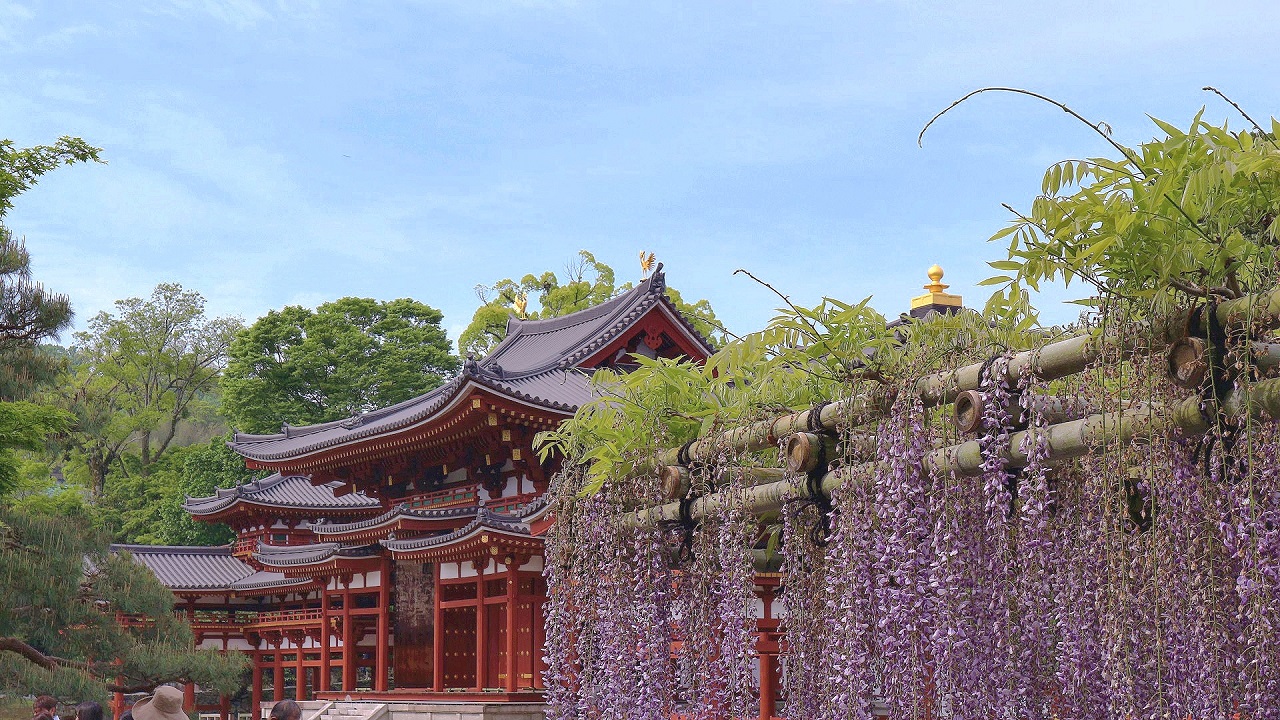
[184,473,381,514]
[479,273,665,378]
[255,540,340,554]
[381,507,530,552]
[232,377,464,445]
[110,543,234,555]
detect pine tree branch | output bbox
[0,636,94,672]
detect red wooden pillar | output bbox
[320,584,331,692]
[250,653,263,720]
[219,636,231,720]
[112,692,124,720]
[532,590,546,690]
[375,564,390,691]
[432,564,444,692]
[474,568,487,691]
[759,653,778,720]
[184,603,197,711]
[273,636,285,702]
[504,561,518,692]
[342,580,356,691]
[295,632,306,700]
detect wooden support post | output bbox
[474,571,487,691]
[219,694,230,720]
[320,585,331,692]
[532,588,546,690]
[504,560,518,693]
[273,637,285,702]
[342,580,355,692]
[184,602,197,710]
[759,653,777,720]
[375,564,390,692]
[295,633,306,700]
[250,656,263,720]
[112,692,124,720]
[433,563,444,692]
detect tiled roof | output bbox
[183,473,381,516]
[311,496,552,537]
[381,508,531,553]
[253,541,340,566]
[228,570,311,591]
[111,544,254,591]
[253,540,385,567]
[229,267,714,464]
[310,504,479,535]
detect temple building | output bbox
[113,268,715,718]
[115,265,965,720]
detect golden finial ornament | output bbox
[640,251,656,278]
[910,263,963,311]
[923,264,948,293]
[512,292,528,318]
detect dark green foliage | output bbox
[105,435,256,546]
[0,402,73,496]
[0,507,247,701]
[222,297,459,434]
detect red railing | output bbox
[250,608,324,626]
[486,493,541,515]
[401,484,480,510]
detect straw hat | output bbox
[132,686,189,720]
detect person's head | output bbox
[130,687,186,720]
[34,697,58,715]
[269,700,301,720]
[34,712,53,720]
[119,711,133,720]
[76,702,103,720]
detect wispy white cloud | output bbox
[143,0,271,28]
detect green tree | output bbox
[459,250,725,357]
[61,283,242,494]
[222,296,460,435]
[919,89,1280,317]
[0,507,247,701]
[106,435,257,546]
[0,137,240,701]
[0,137,100,492]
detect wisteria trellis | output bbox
[538,109,1280,720]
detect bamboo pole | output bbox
[624,376,1280,527]
[658,466,789,501]
[643,285,1280,471]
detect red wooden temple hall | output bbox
[112,268,726,715]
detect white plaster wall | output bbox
[440,562,460,579]
[518,556,543,572]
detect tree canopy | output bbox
[221,296,460,435]
[0,137,242,703]
[458,250,724,357]
[58,283,241,495]
[0,507,247,701]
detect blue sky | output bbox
[3,1,1279,344]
